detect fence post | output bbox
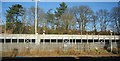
[35,33,39,45]
[110,31,113,52]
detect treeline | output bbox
[2,2,120,35]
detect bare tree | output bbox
[72,6,93,34]
[61,8,74,34]
[46,9,55,30]
[26,6,35,34]
[26,6,45,34]
[110,7,120,34]
[96,9,110,32]
[90,14,97,34]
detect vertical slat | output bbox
[11,38,12,44]
[39,37,41,44]
[17,39,18,44]
[62,37,64,44]
[43,35,45,44]
[62,37,64,49]
[48,37,53,50]
[75,37,76,44]
[71,37,73,47]
[56,38,58,44]
[24,39,25,44]
[69,36,70,44]
[80,35,83,51]
[87,34,88,44]
[4,38,5,44]
[87,34,89,51]
[72,36,73,44]
[98,35,100,44]
[104,37,105,45]
[92,35,94,50]
[114,34,116,46]
[30,39,32,44]
[50,36,51,44]
[81,35,82,44]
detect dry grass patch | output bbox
[2,48,120,57]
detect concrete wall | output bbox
[2,42,119,52]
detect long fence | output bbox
[0,34,120,52]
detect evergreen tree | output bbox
[6,4,25,33]
[55,2,67,33]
